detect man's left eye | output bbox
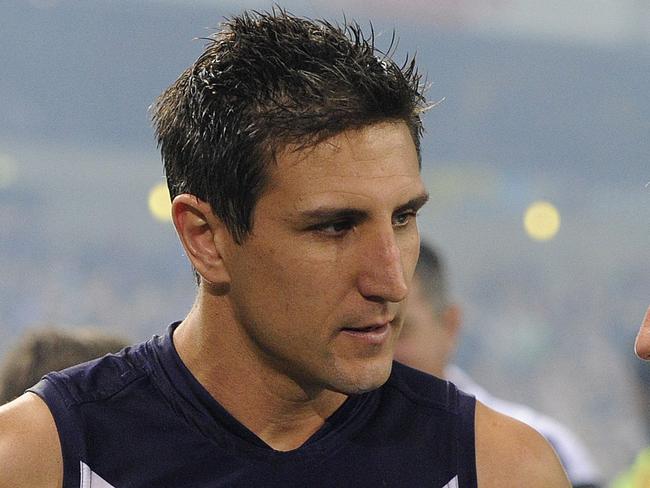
[393,211,415,227]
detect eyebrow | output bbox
[299,207,367,224]
[394,192,430,215]
[298,191,430,223]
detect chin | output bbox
[329,356,394,395]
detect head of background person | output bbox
[0,326,129,405]
[394,241,462,378]
[635,307,650,361]
[152,9,429,395]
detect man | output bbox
[0,10,569,487]
[394,242,602,487]
[635,307,650,360]
[0,326,129,405]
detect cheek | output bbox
[251,250,346,321]
[280,260,348,318]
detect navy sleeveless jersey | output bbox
[29,323,477,488]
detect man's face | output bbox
[222,121,427,395]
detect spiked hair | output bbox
[152,9,427,243]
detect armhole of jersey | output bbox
[28,375,84,488]
[456,388,478,488]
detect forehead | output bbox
[263,121,424,209]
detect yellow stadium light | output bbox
[524,200,560,241]
[148,182,172,222]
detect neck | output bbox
[173,292,348,451]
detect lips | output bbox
[342,324,388,333]
[341,314,396,332]
[340,322,391,345]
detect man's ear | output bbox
[171,194,232,294]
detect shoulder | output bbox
[475,401,571,487]
[0,343,150,488]
[24,342,150,415]
[524,409,600,478]
[48,343,147,401]
[461,370,600,484]
[516,407,601,483]
[0,393,62,488]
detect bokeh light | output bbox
[523,200,560,241]
[148,182,172,222]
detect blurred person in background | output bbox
[0,9,570,488]
[635,307,650,361]
[395,241,602,488]
[0,326,129,405]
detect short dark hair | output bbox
[415,241,450,313]
[0,327,129,404]
[152,9,427,244]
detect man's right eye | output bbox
[313,220,354,237]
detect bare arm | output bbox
[475,401,570,487]
[0,393,63,488]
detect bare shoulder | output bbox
[475,400,570,488]
[0,393,62,488]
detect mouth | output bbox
[340,322,391,345]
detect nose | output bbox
[635,306,650,360]
[356,228,409,304]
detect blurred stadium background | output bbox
[2,0,649,480]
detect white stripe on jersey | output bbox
[80,461,117,488]
[442,475,459,488]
